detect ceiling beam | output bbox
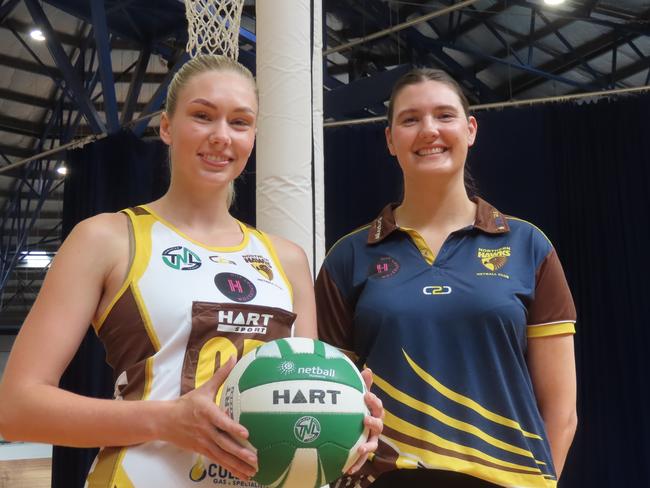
[0,144,32,159]
[90,0,119,132]
[1,18,139,50]
[0,87,148,113]
[0,53,168,83]
[121,48,150,124]
[499,7,650,96]
[471,3,586,75]
[325,64,411,119]
[25,0,105,134]
[0,114,158,139]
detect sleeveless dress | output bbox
[85,206,295,487]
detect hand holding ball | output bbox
[219,337,369,487]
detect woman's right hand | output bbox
[162,357,258,481]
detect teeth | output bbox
[417,147,445,156]
[203,154,228,163]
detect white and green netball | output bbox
[220,337,369,487]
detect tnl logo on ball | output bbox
[293,416,321,443]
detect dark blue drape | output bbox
[324,94,650,487]
[54,129,256,487]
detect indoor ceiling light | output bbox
[17,251,54,269]
[544,0,566,5]
[29,28,46,41]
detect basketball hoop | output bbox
[184,0,245,59]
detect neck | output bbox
[150,179,235,230]
[397,174,475,230]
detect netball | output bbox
[219,337,369,488]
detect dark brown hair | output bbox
[386,68,477,197]
[387,68,470,126]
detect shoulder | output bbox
[61,212,129,264]
[502,216,556,268]
[325,224,372,261]
[265,233,309,269]
[68,212,129,245]
[505,216,553,247]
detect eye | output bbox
[438,113,455,121]
[400,116,418,126]
[231,118,254,129]
[193,111,211,121]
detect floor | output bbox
[0,458,52,487]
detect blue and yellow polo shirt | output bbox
[315,198,576,488]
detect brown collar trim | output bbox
[367,203,400,244]
[472,197,510,234]
[366,198,509,244]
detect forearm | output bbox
[543,409,578,477]
[0,383,171,447]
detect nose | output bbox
[208,121,231,146]
[420,115,439,137]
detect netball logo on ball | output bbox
[294,416,321,443]
[279,361,296,375]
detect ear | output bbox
[467,116,478,147]
[159,112,172,146]
[385,126,396,156]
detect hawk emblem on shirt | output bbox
[243,254,274,281]
[477,247,510,271]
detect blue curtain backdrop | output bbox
[54,129,256,487]
[324,94,650,487]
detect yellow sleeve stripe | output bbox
[374,373,540,459]
[326,224,371,256]
[403,351,542,439]
[504,216,552,245]
[527,321,576,338]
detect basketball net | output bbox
[184,0,245,59]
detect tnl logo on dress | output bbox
[162,246,201,270]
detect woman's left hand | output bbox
[347,368,384,475]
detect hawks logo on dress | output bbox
[243,254,274,280]
[477,246,511,271]
[161,246,201,270]
[369,256,400,279]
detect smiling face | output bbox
[385,80,477,185]
[159,69,258,190]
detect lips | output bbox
[199,153,232,167]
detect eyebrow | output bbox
[189,98,256,114]
[396,105,459,117]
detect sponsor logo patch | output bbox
[216,309,273,334]
[422,285,453,295]
[162,246,201,270]
[369,256,400,279]
[209,255,236,265]
[243,254,274,280]
[214,272,257,302]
